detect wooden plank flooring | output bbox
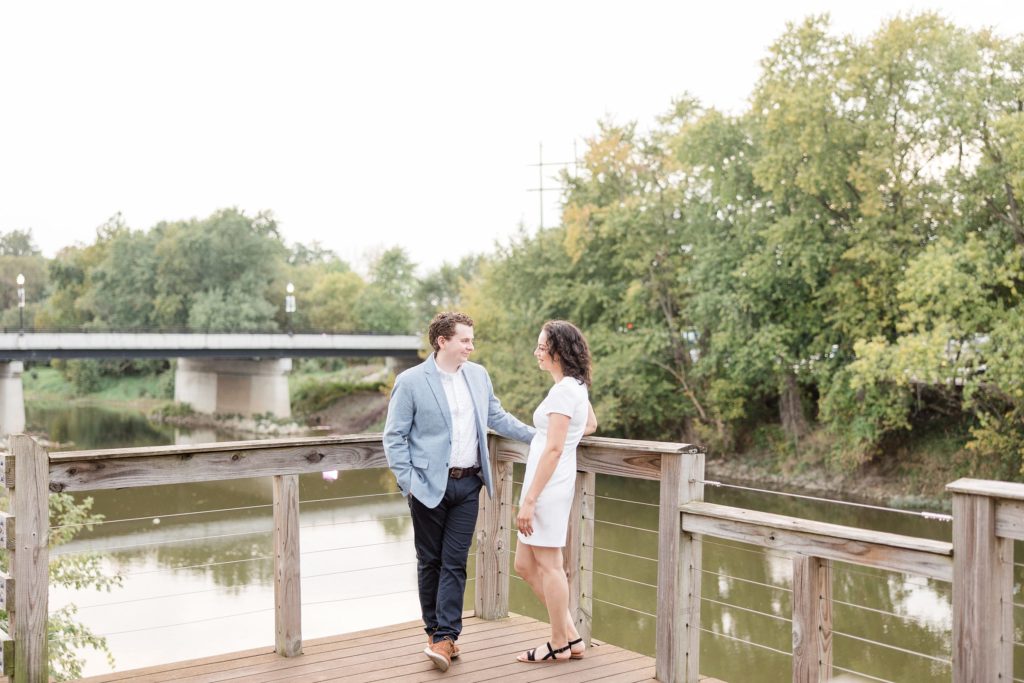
[63,613,723,683]
[72,614,651,682]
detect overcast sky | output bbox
[2,1,1021,274]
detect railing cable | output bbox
[98,607,274,636]
[95,587,421,637]
[593,519,658,534]
[587,492,660,508]
[832,598,948,628]
[831,629,951,664]
[49,502,275,531]
[587,543,658,563]
[693,567,792,593]
[300,492,403,505]
[52,528,272,556]
[699,596,792,623]
[299,514,408,530]
[695,479,952,522]
[701,537,787,561]
[122,555,272,577]
[591,596,656,618]
[302,539,412,555]
[836,563,937,589]
[696,626,792,657]
[830,665,898,683]
[583,568,658,590]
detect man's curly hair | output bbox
[428,311,474,352]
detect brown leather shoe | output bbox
[425,637,456,671]
[428,635,460,658]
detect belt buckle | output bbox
[450,467,463,480]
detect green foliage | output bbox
[291,379,387,415]
[462,14,1024,479]
[0,493,120,680]
[55,359,104,395]
[151,401,197,418]
[306,270,365,332]
[352,247,418,333]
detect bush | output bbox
[291,379,386,415]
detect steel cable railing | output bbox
[695,478,953,523]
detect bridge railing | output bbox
[0,432,1018,682]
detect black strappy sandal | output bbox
[517,641,572,663]
[568,637,585,659]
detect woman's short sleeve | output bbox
[545,381,580,418]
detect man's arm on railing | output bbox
[484,371,534,443]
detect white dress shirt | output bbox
[438,366,480,468]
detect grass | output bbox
[24,366,171,406]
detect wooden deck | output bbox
[68,613,722,683]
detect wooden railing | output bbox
[0,432,1019,682]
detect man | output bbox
[384,311,534,672]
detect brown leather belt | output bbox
[448,466,480,480]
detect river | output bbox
[27,402,1011,682]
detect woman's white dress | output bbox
[517,377,589,547]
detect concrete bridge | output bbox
[0,332,423,433]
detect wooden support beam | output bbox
[792,555,832,682]
[273,474,301,657]
[9,434,49,683]
[656,449,704,683]
[475,435,512,620]
[564,470,595,644]
[951,491,1013,682]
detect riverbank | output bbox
[24,362,392,439]
[24,365,963,508]
[705,422,968,511]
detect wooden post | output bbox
[273,474,301,657]
[564,470,595,644]
[475,435,512,619]
[791,555,832,682]
[656,448,704,683]
[8,435,49,683]
[951,491,1013,681]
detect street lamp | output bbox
[16,273,25,334]
[285,282,296,336]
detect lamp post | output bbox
[16,273,25,334]
[285,282,296,336]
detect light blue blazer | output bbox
[383,354,534,509]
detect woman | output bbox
[514,320,598,663]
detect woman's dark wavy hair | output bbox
[542,320,591,388]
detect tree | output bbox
[353,247,417,333]
[307,270,365,332]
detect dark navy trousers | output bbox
[408,474,482,643]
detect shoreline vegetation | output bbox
[23,361,393,441]
[23,363,961,510]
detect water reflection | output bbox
[27,402,180,450]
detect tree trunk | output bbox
[780,372,809,440]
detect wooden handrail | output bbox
[680,501,953,581]
[3,432,1019,682]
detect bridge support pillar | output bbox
[174,358,292,419]
[0,361,25,436]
